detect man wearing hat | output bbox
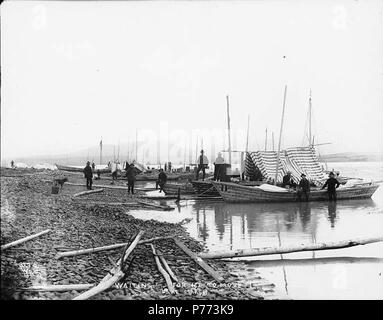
[196,150,209,181]
[83,161,93,190]
[321,172,340,201]
[298,173,310,201]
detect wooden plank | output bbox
[1,229,51,251]
[135,199,174,211]
[73,189,104,197]
[173,238,224,282]
[150,244,176,294]
[199,236,383,259]
[72,230,145,300]
[56,236,174,259]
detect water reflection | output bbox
[184,195,383,299]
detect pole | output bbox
[274,85,287,185]
[99,138,102,166]
[309,89,312,146]
[265,127,268,151]
[272,132,275,151]
[226,95,232,165]
[245,114,250,152]
[135,129,138,162]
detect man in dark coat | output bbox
[282,171,296,188]
[297,173,310,201]
[83,161,93,190]
[126,164,136,194]
[321,172,340,201]
[157,169,167,193]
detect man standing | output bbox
[126,163,136,194]
[111,160,118,181]
[321,172,340,201]
[91,161,96,172]
[83,161,93,190]
[10,160,14,168]
[298,173,310,201]
[214,152,225,181]
[157,169,167,193]
[196,150,209,181]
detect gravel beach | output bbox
[1,168,274,300]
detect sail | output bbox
[245,151,287,183]
[284,146,327,186]
[245,146,326,186]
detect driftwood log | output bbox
[150,244,176,294]
[56,236,174,259]
[1,229,51,251]
[73,189,104,197]
[173,238,224,282]
[72,230,145,300]
[20,284,94,292]
[198,236,383,259]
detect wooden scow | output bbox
[211,181,379,203]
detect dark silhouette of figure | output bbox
[91,161,96,172]
[83,161,93,190]
[282,171,297,188]
[10,160,14,168]
[321,172,340,201]
[297,173,310,201]
[196,150,209,181]
[126,164,136,194]
[157,169,167,193]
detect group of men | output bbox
[83,160,137,194]
[282,171,340,201]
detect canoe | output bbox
[211,181,379,203]
[55,164,110,174]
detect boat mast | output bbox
[272,132,275,151]
[135,129,138,162]
[265,127,268,151]
[99,138,103,165]
[226,95,232,165]
[309,89,312,146]
[274,85,287,185]
[245,114,250,152]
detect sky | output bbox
[1,0,383,164]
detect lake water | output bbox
[130,162,383,300]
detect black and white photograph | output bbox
[1,0,383,307]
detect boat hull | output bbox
[55,164,110,174]
[163,182,195,195]
[191,181,221,197]
[211,181,379,203]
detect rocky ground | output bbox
[1,167,274,300]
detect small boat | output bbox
[55,164,110,174]
[211,181,379,203]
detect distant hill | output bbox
[320,152,383,162]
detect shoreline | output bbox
[0,168,275,300]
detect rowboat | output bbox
[55,164,110,174]
[211,181,379,203]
